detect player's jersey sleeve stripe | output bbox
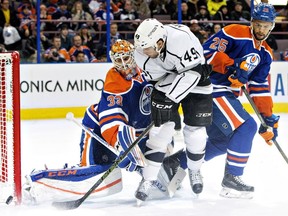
[99,107,129,121]
[86,105,99,124]
[99,114,128,126]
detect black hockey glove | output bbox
[151,89,176,127]
[192,63,212,82]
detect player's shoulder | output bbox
[104,67,143,94]
[103,68,132,94]
[165,24,196,53]
[223,24,250,38]
[134,49,148,68]
[262,41,273,57]
[165,24,192,40]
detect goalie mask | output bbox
[134,18,167,54]
[109,39,137,80]
[250,3,276,41]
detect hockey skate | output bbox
[22,174,37,205]
[157,149,186,197]
[188,169,203,196]
[135,178,166,206]
[220,173,254,199]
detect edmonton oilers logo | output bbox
[243,53,260,73]
[140,85,153,115]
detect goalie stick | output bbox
[52,122,154,210]
[66,112,147,167]
[241,86,288,164]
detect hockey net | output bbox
[0,52,21,204]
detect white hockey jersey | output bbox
[134,24,212,103]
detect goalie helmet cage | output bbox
[0,51,21,204]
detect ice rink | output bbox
[1,113,288,216]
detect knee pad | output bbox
[145,122,175,165]
[146,122,175,153]
[183,125,206,153]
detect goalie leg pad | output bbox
[23,166,123,204]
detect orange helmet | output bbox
[109,39,136,80]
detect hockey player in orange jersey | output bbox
[201,2,280,198]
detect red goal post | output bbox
[0,51,21,204]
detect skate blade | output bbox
[167,167,186,198]
[191,192,199,199]
[220,187,253,199]
[136,199,144,207]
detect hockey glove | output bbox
[117,125,146,168]
[227,58,249,88]
[192,63,212,82]
[151,89,176,127]
[258,114,280,146]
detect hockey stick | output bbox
[241,86,288,164]
[66,112,119,155]
[66,112,147,167]
[52,121,154,210]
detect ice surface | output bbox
[1,114,288,216]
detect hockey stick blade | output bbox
[241,86,288,164]
[167,167,186,198]
[52,122,154,210]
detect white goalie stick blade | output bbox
[219,187,254,199]
[129,144,148,167]
[167,167,186,198]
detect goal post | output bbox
[0,51,21,204]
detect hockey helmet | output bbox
[251,3,276,23]
[109,39,137,80]
[134,18,167,50]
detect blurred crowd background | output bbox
[0,0,288,63]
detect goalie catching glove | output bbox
[151,89,177,127]
[227,57,249,88]
[258,114,280,146]
[117,125,147,171]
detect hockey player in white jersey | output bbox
[133,18,213,203]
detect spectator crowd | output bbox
[0,0,287,63]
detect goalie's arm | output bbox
[97,102,147,168]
